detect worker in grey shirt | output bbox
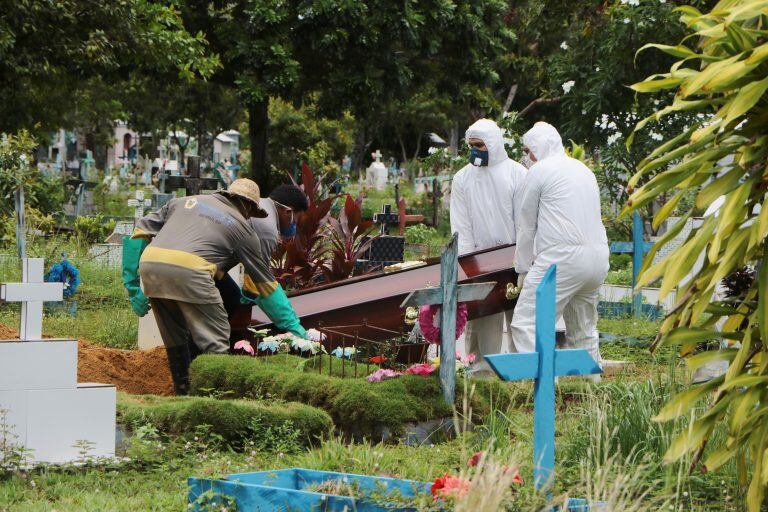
[123,179,319,395]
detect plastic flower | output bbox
[257,339,280,353]
[430,472,471,500]
[291,338,311,353]
[468,451,484,467]
[367,369,401,382]
[331,347,356,359]
[405,363,437,376]
[507,466,524,485]
[234,340,255,356]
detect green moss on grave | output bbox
[118,394,333,448]
[188,354,519,439]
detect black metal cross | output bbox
[162,156,219,196]
[373,204,400,235]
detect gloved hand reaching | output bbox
[258,284,307,338]
[122,237,150,317]
[305,328,326,342]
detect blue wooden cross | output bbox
[608,212,653,317]
[485,264,601,491]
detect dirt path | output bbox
[0,324,173,396]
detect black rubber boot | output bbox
[164,345,191,396]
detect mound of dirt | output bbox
[0,323,173,396]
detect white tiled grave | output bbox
[0,258,116,465]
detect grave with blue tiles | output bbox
[189,468,430,512]
[485,264,604,509]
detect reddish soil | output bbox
[0,324,173,396]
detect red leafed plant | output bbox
[273,164,378,290]
[323,194,376,282]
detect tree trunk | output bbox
[449,122,459,155]
[397,131,408,164]
[351,123,369,179]
[248,98,270,189]
[411,136,422,161]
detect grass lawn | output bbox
[0,244,746,511]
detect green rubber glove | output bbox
[258,285,306,338]
[122,237,150,317]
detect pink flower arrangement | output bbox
[418,303,469,344]
[366,368,402,382]
[430,472,471,500]
[233,340,255,356]
[405,363,437,376]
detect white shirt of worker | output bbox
[450,119,526,368]
[511,122,609,367]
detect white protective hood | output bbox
[522,121,565,162]
[450,119,527,255]
[465,119,509,167]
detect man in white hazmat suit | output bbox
[450,119,527,369]
[511,122,608,368]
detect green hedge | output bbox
[118,394,333,448]
[188,354,521,438]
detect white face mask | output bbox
[521,153,535,169]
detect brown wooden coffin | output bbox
[229,244,519,341]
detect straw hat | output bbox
[221,178,268,218]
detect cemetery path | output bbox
[0,323,173,396]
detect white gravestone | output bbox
[128,190,153,228]
[90,189,150,268]
[0,258,116,465]
[365,150,388,190]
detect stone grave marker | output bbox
[0,258,116,464]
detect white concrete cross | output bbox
[127,189,152,223]
[371,149,383,163]
[0,258,63,340]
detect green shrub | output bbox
[405,224,437,246]
[73,215,116,244]
[189,354,519,439]
[118,394,332,449]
